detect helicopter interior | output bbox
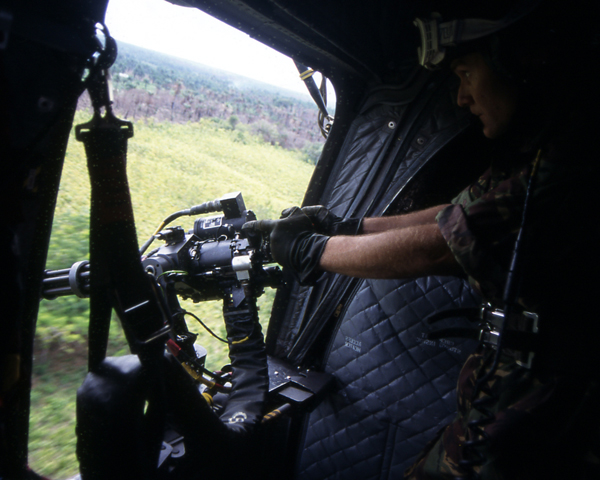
[0,0,506,478]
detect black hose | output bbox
[139,199,223,255]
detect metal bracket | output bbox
[232,254,252,281]
[123,299,172,345]
[478,304,539,368]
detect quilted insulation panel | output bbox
[273,72,485,478]
[298,275,480,479]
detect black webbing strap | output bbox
[76,84,170,477]
[75,23,170,366]
[77,112,168,477]
[294,61,328,115]
[76,21,169,462]
[294,60,333,138]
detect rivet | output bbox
[416,137,425,145]
[388,121,396,129]
[38,97,55,113]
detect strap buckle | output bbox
[479,304,539,368]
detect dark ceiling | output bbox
[168,0,435,84]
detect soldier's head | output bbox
[415,0,596,143]
[450,52,517,139]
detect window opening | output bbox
[30,1,335,477]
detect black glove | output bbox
[281,205,362,236]
[243,208,329,285]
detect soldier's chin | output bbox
[482,122,502,139]
[482,117,512,139]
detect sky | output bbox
[104,0,313,97]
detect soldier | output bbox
[245,1,600,478]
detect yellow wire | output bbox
[231,336,249,345]
[152,221,167,237]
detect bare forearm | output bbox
[319,223,461,279]
[360,205,449,234]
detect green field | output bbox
[29,112,315,479]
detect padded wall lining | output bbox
[265,71,487,479]
[298,277,479,479]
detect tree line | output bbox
[78,42,327,163]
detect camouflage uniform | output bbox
[405,146,600,479]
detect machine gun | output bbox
[42,190,282,394]
[42,191,280,304]
[41,192,331,478]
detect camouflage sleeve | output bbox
[435,163,531,302]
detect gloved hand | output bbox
[243,207,329,285]
[281,205,362,236]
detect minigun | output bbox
[41,191,282,402]
[41,193,332,478]
[42,191,281,305]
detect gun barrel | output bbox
[42,261,90,299]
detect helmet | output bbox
[413,0,541,70]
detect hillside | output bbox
[30,112,315,479]
[77,41,328,160]
[41,111,315,362]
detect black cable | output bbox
[139,200,223,255]
[183,310,228,344]
[458,150,542,479]
[476,149,542,388]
